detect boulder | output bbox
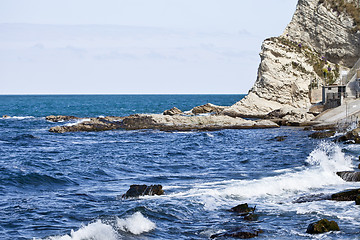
[336,128,360,144]
[49,118,122,133]
[191,103,226,115]
[122,184,164,199]
[266,106,315,125]
[163,107,183,116]
[274,136,287,141]
[336,172,360,182]
[309,131,335,139]
[231,203,255,216]
[356,195,360,205]
[331,188,360,201]
[210,228,263,239]
[46,115,79,122]
[306,219,339,234]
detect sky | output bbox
[0,0,298,94]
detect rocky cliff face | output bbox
[223,0,360,118]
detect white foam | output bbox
[116,212,156,235]
[2,116,35,120]
[65,118,91,126]
[37,220,118,240]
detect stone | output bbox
[122,184,164,199]
[244,214,259,221]
[49,118,122,133]
[45,115,79,122]
[190,103,226,115]
[231,203,255,216]
[309,131,335,139]
[331,188,360,201]
[274,136,287,141]
[265,106,315,125]
[336,128,360,144]
[163,107,183,116]
[306,219,340,234]
[336,172,360,182]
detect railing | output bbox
[337,114,359,133]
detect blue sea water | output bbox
[1,95,360,240]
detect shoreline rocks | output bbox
[122,184,164,199]
[306,219,340,234]
[48,114,279,133]
[45,115,79,122]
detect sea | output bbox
[1,94,360,240]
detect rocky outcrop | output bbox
[230,203,256,216]
[336,128,360,143]
[336,171,360,182]
[122,184,164,199]
[46,115,79,122]
[49,114,279,133]
[306,219,340,234]
[163,107,183,116]
[309,130,335,139]
[331,188,360,201]
[210,229,263,239]
[265,106,315,125]
[190,103,226,115]
[222,0,360,119]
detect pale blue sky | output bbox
[0,0,298,94]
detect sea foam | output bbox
[116,212,156,235]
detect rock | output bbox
[356,195,360,205]
[210,229,263,239]
[163,107,183,116]
[306,219,340,234]
[336,172,360,182]
[231,203,255,216]
[190,103,226,115]
[265,106,315,125]
[331,188,360,201]
[336,128,360,144]
[49,118,122,133]
[122,184,164,199]
[244,214,259,221]
[309,131,335,139]
[46,115,79,122]
[274,136,287,141]
[222,0,359,119]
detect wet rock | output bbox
[163,107,183,116]
[49,118,122,133]
[12,134,37,141]
[356,195,360,205]
[190,103,226,115]
[308,131,335,139]
[210,228,263,239]
[331,188,360,201]
[336,171,360,182]
[244,214,259,221]
[306,219,339,234]
[231,203,255,216]
[274,136,287,141]
[122,184,164,199]
[336,128,360,144]
[46,115,79,122]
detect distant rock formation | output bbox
[223,0,360,119]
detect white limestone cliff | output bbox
[223,0,360,119]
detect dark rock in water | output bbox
[244,214,259,221]
[49,118,122,133]
[274,136,287,141]
[12,134,37,141]
[306,219,339,234]
[336,128,360,144]
[122,184,164,199]
[293,193,331,203]
[356,195,360,205]
[210,228,263,239]
[163,107,183,116]
[231,203,255,216]
[336,171,360,182]
[309,131,335,139]
[46,115,79,122]
[331,188,360,201]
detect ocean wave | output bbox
[64,119,91,127]
[3,172,76,187]
[1,116,36,120]
[116,211,156,235]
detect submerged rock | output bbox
[274,136,287,141]
[163,107,183,116]
[331,188,360,201]
[306,219,339,234]
[46,115,79,122]
[122,184,164,199]
[336,171,360,182]
[210,228,263,239]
